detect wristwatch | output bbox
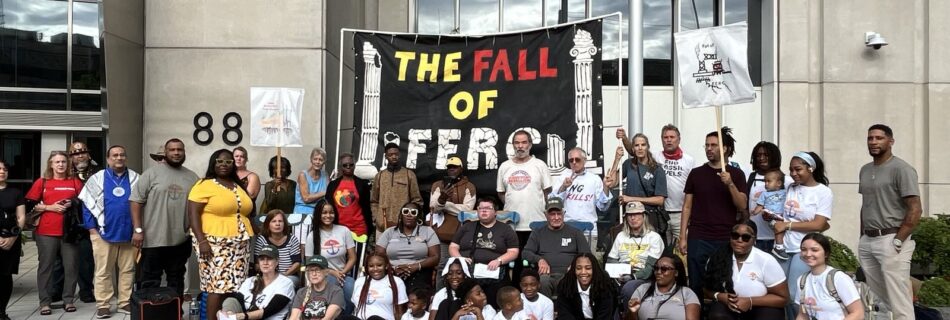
[892,238,903,248]
[134,227,144,234]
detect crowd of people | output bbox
[0,123,922,320]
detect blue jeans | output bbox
[327,275,355,315]
[780,252,809,320]
[686,238,728,297]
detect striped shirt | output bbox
[254,235,302,274]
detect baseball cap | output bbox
[625,201,646,214]
[446,156,463,167]
[305,255,329,269]
[257,245,279,260]
[545,197,564,211]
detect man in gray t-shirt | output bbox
[522,198,590,296]
[129,139,198,297]
[857,124,922,320]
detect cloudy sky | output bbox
[1,0,100,47]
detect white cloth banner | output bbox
[249,87,305,147]
[674,22,755,108]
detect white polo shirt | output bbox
[731,247,786,297]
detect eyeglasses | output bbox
[340,163,355,168]
[730,232,754,242]
[401,208,419,217]
[568,157,584,163]
[654,265,675,274]
[477,206,495,211]
[216,159,234,165]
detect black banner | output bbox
[351,20,604,195]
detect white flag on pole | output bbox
[674,22,755,108]
[250,87,304,147]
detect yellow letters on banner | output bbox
[444,52,461,82]
[450,90,497,120]
[418,53,440,82]
[395,51,416,81]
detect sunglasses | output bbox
[730,232,754,242]
[401,208,419,217]
[340,163,355,168]
[654,265,675,274]
[216,159,234,165]
[568,157,584,163]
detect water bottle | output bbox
[188,295,200,320]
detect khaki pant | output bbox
[858,234,915,320]
[90,234,137,309]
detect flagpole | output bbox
[715,105,726,173]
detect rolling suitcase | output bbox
[131,284,182,320]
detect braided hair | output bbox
[355,252,402,318]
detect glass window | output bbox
[545,0,585,26]
[0,0,69,88]
[724,0,747,24]
[70,93,101,111]
[417,0,456,34]
[1,131,42,191]
[72,1,102,90]
[0,91,67,110]
[681,0,716,30]
[503,0,542,31]
[460,0,499,34]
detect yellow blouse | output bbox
[188,179,255,238]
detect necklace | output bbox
[212,178,242,214]
[110,170,127,197]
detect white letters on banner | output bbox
[674,22,755,108]
[249,87,304,147]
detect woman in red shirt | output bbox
[25,151,83,315]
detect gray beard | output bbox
[75,161,89,171]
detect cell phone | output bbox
[459,314,477,320]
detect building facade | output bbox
[1,0,944,250]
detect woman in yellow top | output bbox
[188,149,255,319]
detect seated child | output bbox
[752,170,790,260]
[518,270,553,320]
[493,286,529,320]
[401,288,432,320]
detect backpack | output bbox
[799,269,846,311]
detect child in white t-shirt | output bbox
[519,271,554,320]
[492,286,530,320]
[752,170,790,260]
[400,288,431,320]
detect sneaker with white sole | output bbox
[96,308,112,319]
[772,247,790,260]
[118,305,132,314]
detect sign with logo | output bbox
[250,87,304,147]
[350,20,605,192]
[674,22,755,108]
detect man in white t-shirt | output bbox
[497,130,552,247]
[650,124,695,245]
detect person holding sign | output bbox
[371,143,423,231]
[678,127,749,298]
[449,197,519,310]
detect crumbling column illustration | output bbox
[356,41,382,179]
[570,29,598,170]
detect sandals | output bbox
[64,304,77,313]
[39,307,52,315]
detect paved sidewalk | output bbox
[7,240,132,320]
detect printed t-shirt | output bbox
[25,177,82,236]
[351,276,409,320]
[129,164,199,248]
[237,274,296,320]
[731,247,786,297]
[334,178,366,235]
[291,284,345,319]
[306,225,356,271]
[783,184,833,253]
[496,157,552,231]
[452,221,519,264]
[797,267,860,320]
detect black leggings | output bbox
[707,301,785,320]
[0,274,11,314]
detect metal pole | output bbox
[628,0,643,134]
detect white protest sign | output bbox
[674,22,755,108]
[249,87,304,147]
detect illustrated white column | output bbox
[570,29,598,170]
[356,41,382,179]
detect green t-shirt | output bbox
[130,163,198,248]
